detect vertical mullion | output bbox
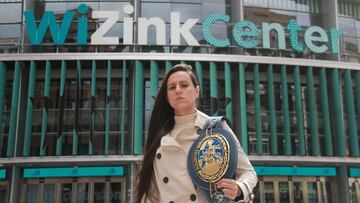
[267,64,277,155]
[0,62,6,155]
[331,69,346,156]
[150,61,159,105]
[105,60,111,155]
[210,62,218,116]
[239,63,248,153]
[121,61,127,154]
[306,67,320,156]
[165,61,172,73]
[224,62,233,123]
[195,61,203,97]
[356,71,360,151]
[40,60,51,156]
[7,61,20,157]
[89,60,96,155]
[281,65,291,155]
[254,64,262,155]
[56,60,66,155]
[319,68,333,156]
[344,70,359,157]
[23,61,36,156]
[294,66,305,155]
[73,60,81,155]
[134,61,144,154]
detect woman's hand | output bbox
[216,178,241,200]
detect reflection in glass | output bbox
[94,183,105,203]
[293,182,303,203]
[76,183,89,203]
[349,181,357,203]
[61,183,72,203]
[109,182,122,203]
[0,3,22,23]
[26,184,38,203]
[43,184,55,203]
[307,182,318,203]
[279,182,290,203]
[264,182,275,203]
[0,184,7,203]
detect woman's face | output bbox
[167,71,200,116]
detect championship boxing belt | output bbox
[187,117,238,203]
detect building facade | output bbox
[0,0,360,202]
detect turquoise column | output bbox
[267,64,277,155]
[239,63,248,153]
[344,70,359,157]
[150,61,159,105]
[105,60,111,155]
[134,61,144,154]
[319,68,333,156]
[294,66,305,155]
[306,67,320,156]
[121,61,127,154]
[331,69,346,157]
[254,64,262,155]
[73,60,82,155]
[166,61,172,73]
[0,62,6,153]
[89,60,96,155]
[56,60,66,155]
[7,61,20,157]
[281,65,291,155]
[224,62,233,123]
[195,61,203,97]
[40,61,51,156]
[23,61,37,156]
[210,62,218,116]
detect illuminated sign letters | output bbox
[24,4,344,54]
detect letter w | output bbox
[24,11,74,45]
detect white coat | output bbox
[142,110,258,203]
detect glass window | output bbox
[264,182,275,203]
[141,3,171,22]
[26,184,38,203]
[93,182,105,203]
[171,4,201,23]
[0,24,20,44]
[279,181,290,202]
[43,184,56,203]
[76,183,89,203]
[0,3,22,23]
[61,183,72,203]
[109,182,122,203]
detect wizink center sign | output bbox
[24,4,343,54]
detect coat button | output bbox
[156,153,161,159]
[197,129,202,134]
[163,177,169,183]
[190,194,196,201]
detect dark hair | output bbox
[135,64,199,202]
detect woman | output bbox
[136,64,257,203]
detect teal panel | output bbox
[331,69,346,156]
[105,60,111,154]
[24,61,37,156]
[121,61,126,154]
[254,166,336,176]
[195,61,203,97]
[239,63,248,153]
[40,60,51,156]
[56,60,66,156]
[0,169,5,179]
[281,65,291,155]
[350,168,360,177]
[319,68,333,156]
[224,62,233,123]
[293,66,305,155]
[7,61,21,157]
[254,64,262,155]
[150,61,159,107]
[210,62,218,116]
[344,70,359,157]
[134,61,144,154]
[89,60,96,155]
[23,167,124,178]
[306,67,320,156]
[267,64,277,155]
[166,61,172,73]
[0,62,6,152]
